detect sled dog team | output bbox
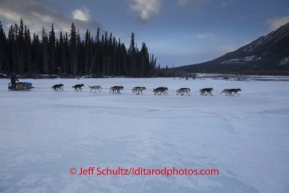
[51,84,242,96]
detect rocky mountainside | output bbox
[176,22,289,73]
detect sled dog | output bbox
[72,84,84,91]
[52,84,64,91]
[153,87,168,95]
[132,87,140,95]
[220,88,241,96]
[89,85,102,92]
[220,89,231,96]
[228,88,242,96]
[200,88,213,96]
[176,88,190,96]
[110,86,124,94]
[132,87,146,95]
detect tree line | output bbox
[0,19,157,77]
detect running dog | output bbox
[72,84,84,91]
[200,88,213,96]
[220,89,231,96]
[132,87,140,95]
[52,84,64,91]
[220,88,242,96]
[228,88,242,96]
[132,87,146,95]
[109,86,124,94]
[176,88,190,96]
[153,87,168,95]
[89,85,102,92]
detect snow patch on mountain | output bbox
[242,37,266,52]
[220,55,261,64]
[278,56,289,65]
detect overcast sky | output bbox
[0,0,289,67]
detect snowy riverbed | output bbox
[0,77,289,193]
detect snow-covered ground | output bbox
[0,77,289,193]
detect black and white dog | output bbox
[72,84,84,91]
[52,84,64,91]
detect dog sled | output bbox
[8,82,34,91]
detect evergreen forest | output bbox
[0,19,157,77]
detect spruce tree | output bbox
[48,24,56,74]
[121,43,128,76]
[116,38,122,76]
[23,25,32,73]
[17,19,24,74]
[42,27,49,74]
[58,31,64,75]
[0,21,8,73]
[94,28,101,74]
[140,43,149,77]
[128,32,137,76]
[64,32,69,74]
[8,25,17,73]
[69,23,77,76]
[107,33,113,76]
[84,29,91,75]
[32,33,41,74]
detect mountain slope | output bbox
[176,22,289,73]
